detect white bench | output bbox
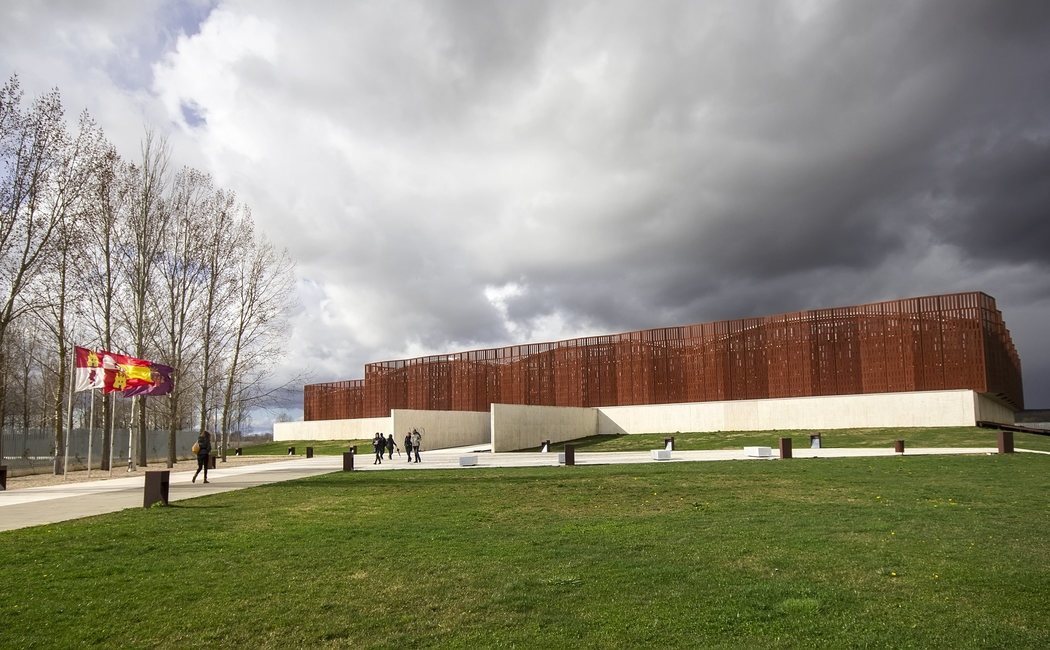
[651,449,672,460]
[458,455,478,467]
[744,446,772,458]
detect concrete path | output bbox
[0,446,1017,532]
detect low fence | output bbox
[1,427,203,477]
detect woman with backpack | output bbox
[192,430,212,483]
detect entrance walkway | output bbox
[0,446,1010,532]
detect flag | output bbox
[102,351,159,394]
[123,363,174,397]
[74,346,104,392]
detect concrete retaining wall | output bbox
[390,409,490,451]
[973,393,1016,425]
[597,390,987,434]
[490,404,598,452]
[274,417,391,441]
[278,389,1013,448]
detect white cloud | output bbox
[3,0,1049,408]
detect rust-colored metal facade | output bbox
[303,379,364,421]
[305,292,1023,420]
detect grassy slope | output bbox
[548,426,1050,453]
[1,454,1047,648]
[236,439,372,456]
[242,427,1050,456]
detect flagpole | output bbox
[63,344,76,480]
[87,389,96,478]
[127,397,136,472]
[108,396,115,478]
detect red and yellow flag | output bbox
[102,351,156,394]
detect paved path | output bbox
[0,446,1020,532]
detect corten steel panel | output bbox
[708,321,733,402]
[599,339,620,405]
[555,346,586,407]
[451,358,487,412]
[303,379,364,421]
[858,307,893,395]
[681,324,705,403]
[615,339,645,405]
[740,318,769,400]
[308,291,1024,420]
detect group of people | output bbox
[372,429,422,464]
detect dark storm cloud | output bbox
[486,1,1050,353]
[6,0,1047,406]
[938,134,1050,272]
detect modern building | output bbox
[304,291,1022,418]
[281,291,1021,450]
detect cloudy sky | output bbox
[3,0,1048,415]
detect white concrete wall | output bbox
[597,390,985,434]
[278,389,1012,450]
[490,404,598,452]
[274,417,391,441]
[597,402,724,435]
[390,409,490,451]
[973,393,1016,425]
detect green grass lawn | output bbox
[235,439,371,456]
[1,454,1047,648]
[551,426,1050,454]
[239,427,1050,457]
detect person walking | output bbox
[192,430,212,483]
[372,432,384,465]
[405,432,413,463]
[411,428,422,463]
[386,433,398,459]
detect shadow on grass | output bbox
[508,434,627,452]
[262,465,668,491]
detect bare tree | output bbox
[0,75,305,472]
[32,111,105,473]
[219,226,297,458]
[152,166,210,465]
[116,130,170,467]
[196,189,241,442]
[0,76,96,468]
[79,143,128,470]
[0,77,66,460]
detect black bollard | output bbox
[143,470,170,508]
[564,444,575,466]
[343,451,355,471]
[0,465,7,491]
[894,440,905,454]
[779,437,792,459]
[998,430,1014,454]
[306,446,314,459]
